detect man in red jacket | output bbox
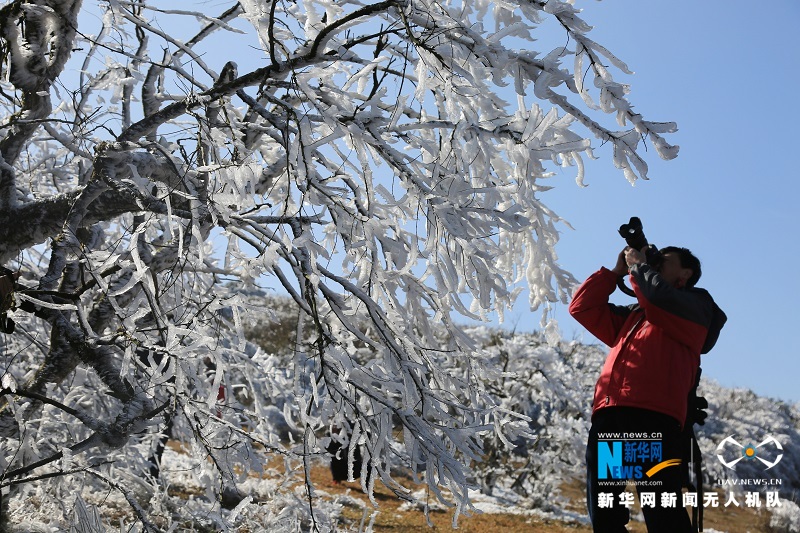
[569,245,726,532]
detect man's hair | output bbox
[660,246,702,287]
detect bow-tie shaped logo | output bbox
[716,435,784,470]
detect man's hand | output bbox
[611,248,629,276]
[624,247,647,269]
[611,247,647,276]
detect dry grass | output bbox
[303,463,592,531]
[162,441,775,532]
[318,468,773,532]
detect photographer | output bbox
[569,243,726,532]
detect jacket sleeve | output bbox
[568,267,632,347]
[629,263,719,353]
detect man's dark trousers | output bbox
[586,406,693,533]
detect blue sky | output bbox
[497,1,800,403]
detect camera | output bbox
[618,217,662,269]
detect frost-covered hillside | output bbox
[6,296,800,532]
[461,324,800,531]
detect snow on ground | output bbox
[5,330,800,531]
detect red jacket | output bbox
[569,265,726,426]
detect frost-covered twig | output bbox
[85,468,163,533]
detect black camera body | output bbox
[618,217,662,269]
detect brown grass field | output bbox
[306,461,773,533]
[160,441,776,532]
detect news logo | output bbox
[597,433,680,480]
[716,435,784,470]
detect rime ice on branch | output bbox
[0,0,676,528]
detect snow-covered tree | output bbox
[0,0,677,529]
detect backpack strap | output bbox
[683,366,707,532]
